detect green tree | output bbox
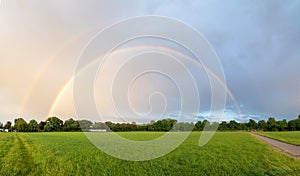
[288,120,297,131]
[93,122,107,129]
[258,120,267,131]
[4,121,12,131]
[296,116,300,130]
[28,119,38,132]
[14,118,28,132]
[210,122,219,131]
[63,118,80,131]
[218,121,228,131]
[38,121,46,131]
[174,122,194,131]
[150,120,155,125]
[247,119,258,131]
[267,117,277,131]
[202,120,210,130]
[136,124,147,131]
[44,117,63,132]
[277,119,288,131]
[228,120,239,131]
[194,121,204,131]
[238,123,247,131]
[78,120,93,130]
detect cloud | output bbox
[0,0,299,123]
[155,0,300,119]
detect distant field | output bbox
[256,131,300,146]
[0,132,300,176]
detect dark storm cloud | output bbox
[153,0,300,120]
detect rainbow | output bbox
[46,45,242,120]
[20,27,100,116]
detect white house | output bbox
[89,129,107,132]
[0,128,9,132]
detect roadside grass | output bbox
[0,132,300,176]
[256,131,300,146]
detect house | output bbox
[0,128,8,132]
[89,129,107,132]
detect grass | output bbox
[0,132,299,175]
[256,131,300,146]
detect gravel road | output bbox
[250,133,300,158]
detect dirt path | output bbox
[250,133,300,158]
[0,133,35,175]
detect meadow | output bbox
[256,131,300,146]
[0,132,300,176]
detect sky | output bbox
[0,0,299,123]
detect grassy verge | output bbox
[256,131,300,146]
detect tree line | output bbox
[0,115,300,132]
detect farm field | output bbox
[256,131,300,146]
[0,132,300,176]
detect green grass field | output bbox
[256,131,300,146]
[0,132,300,176]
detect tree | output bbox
[247,119,258,131]
[194,121,204,131]
[38,121,46,132]
[63,118,80,131]
[173,122,194,131]
[238,123,247,131]
[288,120,297,131]
[296,117,300,130]
[202,120,210,130]
[277,119,288,131]
[14,118,28,132]
[93,122,107,129]
[228,120,239,131]
[136,124,147,131]
[44,117,63,132]
[78,120,93,130]
[28,119,38,132]
[258,120,267,131]
[267,117,277,131]
[4,121,12,131]
[218,121,228,131]
[148,119,177,131]
[150,120,155,125]
[210,122,219,131]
